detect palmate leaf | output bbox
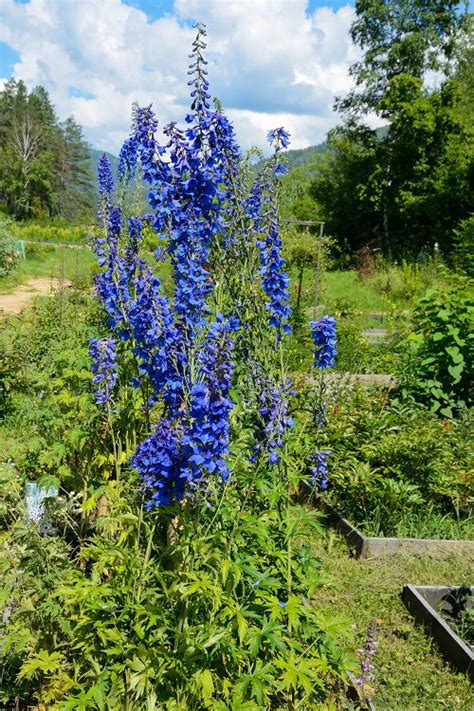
[234,661,275,705]
[61,687,97,711]
[18,650,64,679]
[201,629,228,649]
[274,653,329,696]
[247,617,287,656]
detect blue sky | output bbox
[0,0,371,152]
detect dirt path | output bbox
[0,278,68,315]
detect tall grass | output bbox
[360,505,474,540]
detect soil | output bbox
[0,278,68,315]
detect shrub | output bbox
[397,280,473,416]
[314,387,473,537]
[371,254,447,306]
[0,216,19,276]
[10,221,93,245]
[452,214,474,277]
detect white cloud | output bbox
[0,0,360,152]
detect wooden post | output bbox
[281,219,325,320]
[314,221,325,316]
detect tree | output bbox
[9,113,42,216]
[309,124,382,254]
[0,80,94,221]
[338,0,468,117]
[311,78,473,257]
[309,1,473,259]
[56,117,95,221]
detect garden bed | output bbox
[318,497,474,559]
[402,585,473,680]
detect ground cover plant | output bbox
[0,27,353,709]
[9,221,92,246]
[309,384,474,540]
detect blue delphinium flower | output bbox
[118,136,139,181]
[98,154,114,197]
[183,317,236,483]
[127,261,182,410]
[92,24,297,509]
[131,419,185,509]
[258,221,292,335]
[131,319,236,508]
[309,449,330,489]
[310,316,337,369]
[267,127,291,152]
[253,375,294,465]
[247,132,292,338]
[89,338,118,404]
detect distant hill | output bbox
[284,141,328,171]
[281,126,387,173]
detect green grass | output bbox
[291,267,395,319]
[0,244,95,294]
[325,271,391,314]
[359,506,474,541]
[318,535,474,710]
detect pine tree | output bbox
[57,117,95,221]
[0,80,94,221]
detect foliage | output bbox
[438,587,474,647]
[309,0,473,260]
[370,253,448,304]
[335,318,395,375]
[0,79,95,221]
[338,0,467,117]
[311,77,473,258]
[312,386,473,538]
[282,226,333,321]
[10,220,93,245]
[452,214,474,277]
[0,290,350,707]
[0,215,19,276]
[279,163,321,223]
[397,280,473,416]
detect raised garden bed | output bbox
[318,497,474,559]
[402,585,473,680]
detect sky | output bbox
[0,0,367,154]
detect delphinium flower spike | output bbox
[309,449,330,490]
[89,338,118,405]
[356,618,378,706]
[247,128,292,338]
[310,316,337,369]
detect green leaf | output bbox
[448,364,463,382]
[197,669,214,701]
[445,346,464,364]
[202,630,227,649]
[18,650,63,679]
